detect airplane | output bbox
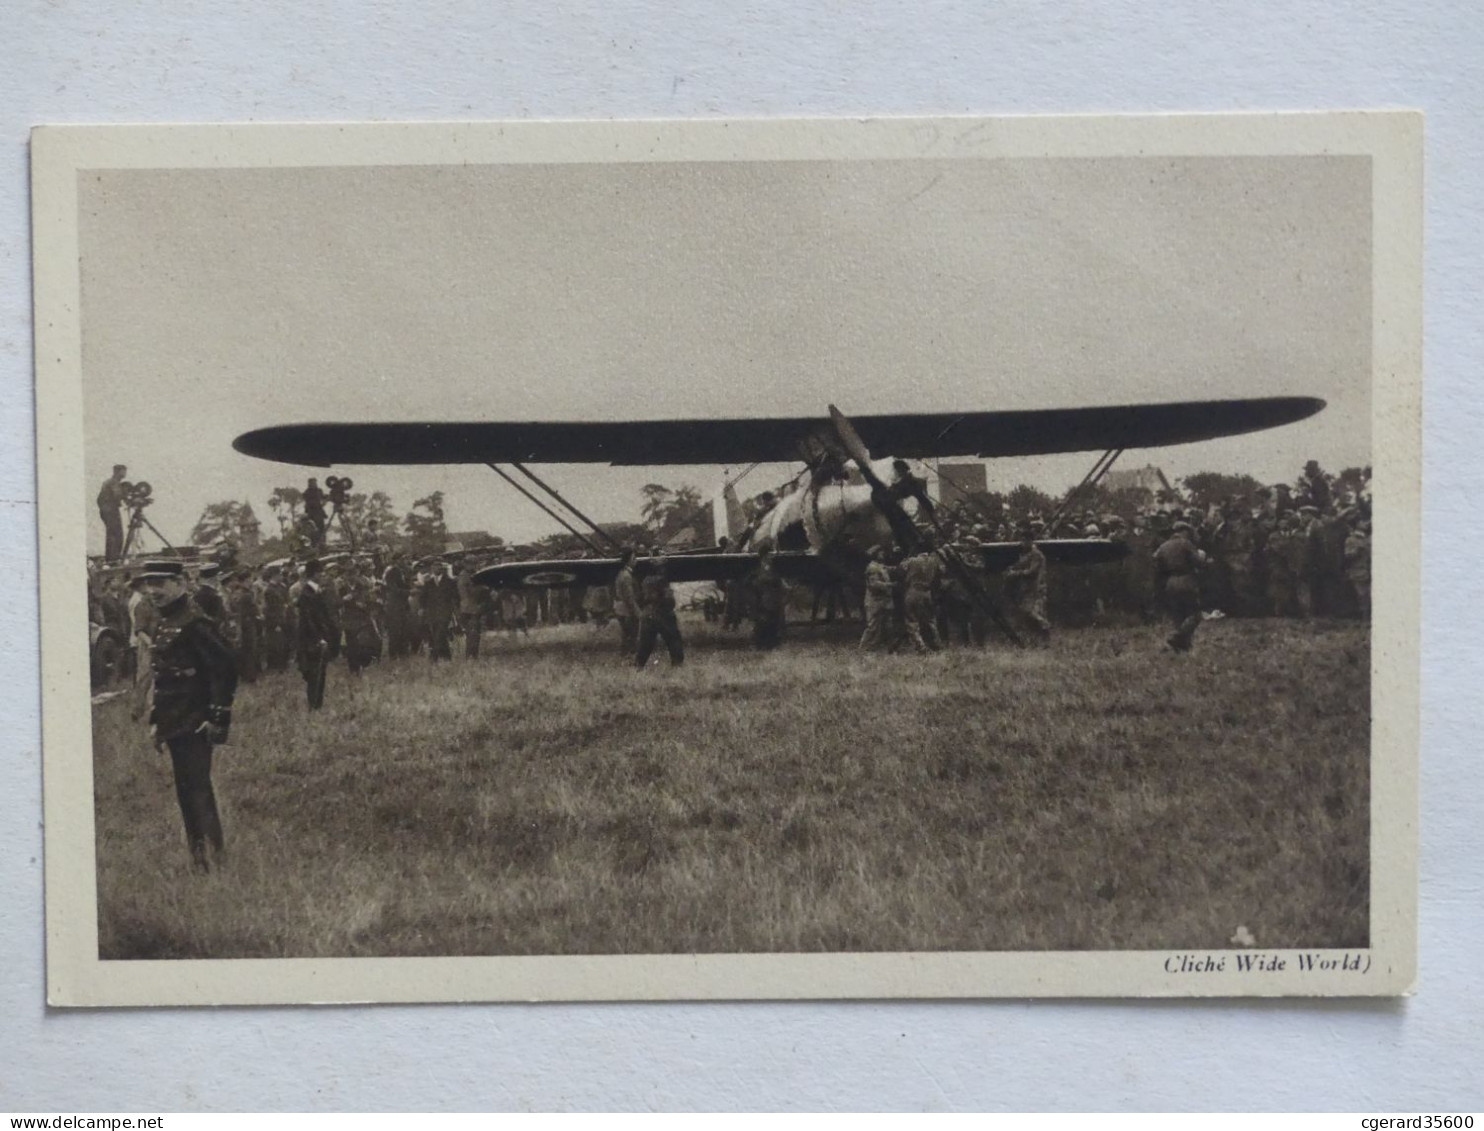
[233,395,1325,640]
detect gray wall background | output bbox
[4,1,1479,1111]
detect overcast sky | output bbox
[79,154,1370,552]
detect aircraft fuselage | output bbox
[742,474,904,570]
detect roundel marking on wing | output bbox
[522,571,579,587]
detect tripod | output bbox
[120,502,176,558]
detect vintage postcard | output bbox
[33,113,1420,1005]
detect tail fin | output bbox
[717,480,747,542]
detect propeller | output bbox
[828,404,1022,647]
[827,405,922,552]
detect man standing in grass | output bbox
[138,559,237,873]
[296,557,339,709]
[382,554,412,659]
[613,547,641,658]
[422,560,459,661]
[858,544,897,651]
[634,557,684,668]
[899,532,944,653]
[749,546,786,650]
[1155,521,1207,653]
[1005,525,1052,644]
[456,561,485,659]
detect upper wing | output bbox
[233,397,1324,467]
[474,551,833,590]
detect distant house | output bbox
[1102,465,1172,494]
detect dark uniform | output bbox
[749,554,786,649]
[192,576,228,630]
[228,578,262,683]
[340,573,383,674]
[382,561,412,659]
[1154,528,1205,652]
[147,580,238,871]
[97,473,127,564]
[302,481,328,548]
[422,568,458,661]
[634,565,684,667]
[260,575,293,672]
[296,575,339,709]
[1264,521,1308,618]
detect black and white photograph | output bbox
[33,114,1419,1005]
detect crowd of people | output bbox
[88,460,1372,871]
[88,474,1374,686]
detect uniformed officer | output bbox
[1154,521,1206,652]
[192,561,228,628]
[295,558,339,709]
[938,536,984,646]
[226,569,262,683]
[858,545,897,651]
[613,547,641,656]
[749,547,786,649]
[899,534,944,653]
[1004,526,1052,643]
[259,565,293,672]
[634,558,684,668]
[137,559,237,872]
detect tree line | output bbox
[186,479,711,564]
[185,461,1368,564]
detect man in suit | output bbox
[381,554,412,659]
[422,560,459,662]
[456,561,486,659]
[295,558,340,709]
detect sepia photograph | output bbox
[32,114,1419,1005]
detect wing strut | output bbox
[511,462,626,553]
[1045,448,1124,533]
[486,464,606,555]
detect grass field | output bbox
[92,616,1370,959]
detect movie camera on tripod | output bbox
[119,479,176,557]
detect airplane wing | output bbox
[474,540,1124,589]
[474,551,833,590]
[233,396,1324,467]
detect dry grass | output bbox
[93,616,1370,959]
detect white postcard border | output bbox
[33,112,1420,1005]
